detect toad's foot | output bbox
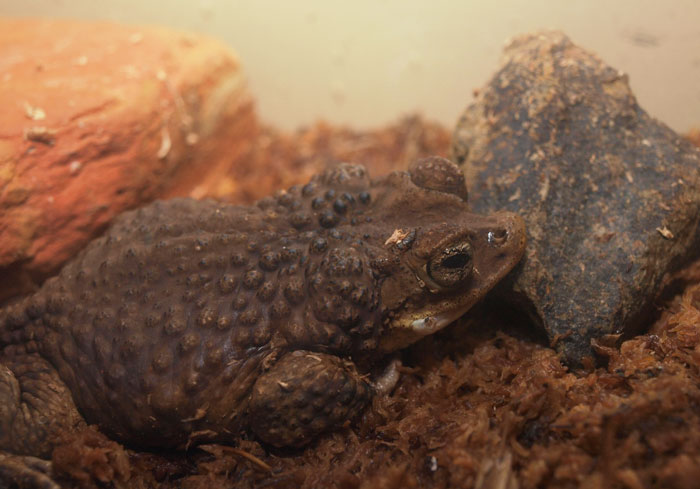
[0,353,85,488]
[373,357,402,395]
[0,453,59,489]
[249,350,372,447]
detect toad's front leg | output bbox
[248,350,372,447]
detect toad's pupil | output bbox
[441,252,469,269]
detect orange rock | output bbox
[0,18,257,299]
[687,128,700,149]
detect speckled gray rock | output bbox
[452,31,700,366]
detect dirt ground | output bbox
[49,119,700,489]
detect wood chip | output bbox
[656,226,674,239]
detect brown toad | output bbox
[0,157,525,486]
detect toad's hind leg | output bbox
[0,353,85,488]
[249,350,372,448]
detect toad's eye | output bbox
[426,243,473,288]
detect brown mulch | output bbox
[210,115,452,204]
[51,119,700,489]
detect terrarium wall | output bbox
[3,0,699,133]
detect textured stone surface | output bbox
[452,31,700,365]
[0,18,257,300]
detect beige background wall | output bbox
[2,0,699,132]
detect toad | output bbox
[0,157,525,487]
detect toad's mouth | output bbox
[378,302,474,353]
[409,304,471,336]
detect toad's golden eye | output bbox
[426,242,473,288]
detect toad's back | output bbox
[2,177,383,446]
[8,199,280,445]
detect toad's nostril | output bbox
[487,228,508,246]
